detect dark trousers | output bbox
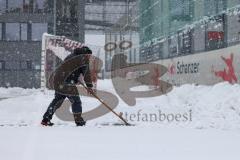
[43,92,82,121]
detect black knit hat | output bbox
[73,46,92,55]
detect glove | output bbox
[87,87,95,95]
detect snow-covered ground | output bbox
[0,80,240,160]
[1,127,240,160]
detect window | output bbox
[32,23,47,41]
[20,23,27,40]
[206,15,225,51]
[128,50,132,63]
[139,48,144,62]
[204,0,216,16]
[20,60,32,70]
[168,35,178,57]
[26,60,32,70]
[34,62,41,70]
[6,23,28,41]
[5,61,19,70]
[227,8,240,46]
[144,46,152,62]
[193,23,206,52]
[0,23,2,40]
[133,48,137,63]
[217,0,226,13]
[5,0,47,13]
[170,0,193,21]
[23,0,33,13]
[7,0,23,13]
[6,23,20,41]
[34,0,47,13]
[0,61,5,70]
[178,29,192,55]
[152,43,164,60]
[7,0,34,13]
[20,61,27,70]
[0,0,6,13]
[204,0,226,16]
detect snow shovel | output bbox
[80,83,131,126]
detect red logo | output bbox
[213,53,237,83]
[208,31,224,40]
[168,64,176,75]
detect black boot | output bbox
[41,118,54,126]
[74,114,86,126]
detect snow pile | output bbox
[0,80,240,130]
[153,82,240,129]
[1,80,240,160]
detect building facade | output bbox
[104,0,139,73]
[0,0,52,88]
[139,0,240,62]
[0,0,140,87]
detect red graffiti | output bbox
[213,53,237,83]
[168,64,176,75]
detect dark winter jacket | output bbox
[63,52,93,88]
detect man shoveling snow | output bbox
[41,47,94,127]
